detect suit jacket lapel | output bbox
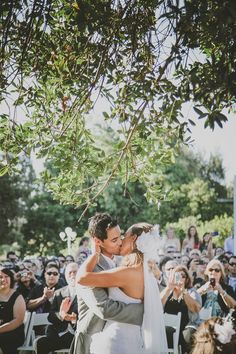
[97,254,111,271]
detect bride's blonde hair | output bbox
[191,317,223,354]
[122,222,153,267]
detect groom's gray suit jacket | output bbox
[72,254,144,354]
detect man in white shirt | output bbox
[224,226,234,254]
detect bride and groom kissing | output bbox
[71,213,168,354]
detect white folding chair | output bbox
[164,312,182,354]
[17,311,32,353]
[18,312,50,352]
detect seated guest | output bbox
[197,259,236,317]
[27,262,62,313]
[75,236,91,262]
[193,257,209,290]
[224,255,236,300]
[34,262,78,354]
[65,255,75,266]
[181,255,190,268]
[159,259,178,291]
[0,268,26,354]
[214,247,225,258]
[16,268,41,301]
[161,265,201,353]
[216,254,229,278]
[173,251,182,264]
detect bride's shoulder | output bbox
[116,264,142,274]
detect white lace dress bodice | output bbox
[90,287,144,354]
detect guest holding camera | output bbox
[16,268,41,301]
[161,265,201,353]
[197,259,236,317]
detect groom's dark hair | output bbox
[88,213,118,241]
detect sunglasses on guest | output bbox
[46,271,59,276]
[229,262,236,267]
[208,268,221,273]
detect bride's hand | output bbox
[91,238,101,256]
[148,260,161,280]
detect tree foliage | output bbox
[0,157,35,245]
[0,0,235,216]
[0,147,232,255]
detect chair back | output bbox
[30,312,51,343]
[164,312,181,354]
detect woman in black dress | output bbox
[0,267,26,354]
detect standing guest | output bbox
[0,268,26,354]
[199,232,214,258]
[224,226,234,254]
[197,259,236,317]
[161,227,181,254]
[182,226,200,255]
[161,265,201,353]
[34,262,79,354]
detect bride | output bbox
[77,222,168,354]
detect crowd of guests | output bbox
[0,226,236,354]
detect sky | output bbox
[189,112,236,185]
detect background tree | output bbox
[0,157,34,248]
[0,146,233,255]
[0,0,235,219]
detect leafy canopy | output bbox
[0,0,235,215]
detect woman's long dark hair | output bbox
[0,267,15,288]
[187,225,199,245]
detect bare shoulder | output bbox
[116,264,143,279]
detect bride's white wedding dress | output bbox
[90,287,144,354]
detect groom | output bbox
[71,213,144,354]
